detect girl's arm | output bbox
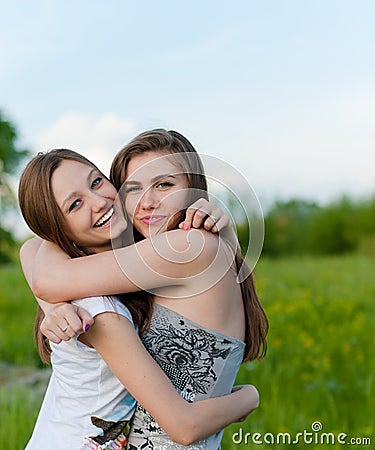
[20,199,237,334]
[83,310,259,445]
[20,238,55,315]
[32,228,225,302]
[20,238,94,340]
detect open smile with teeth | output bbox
[94,207,114,228]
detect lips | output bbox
[140,215,165,225]
[94,207,114,228]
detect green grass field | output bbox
[1,256,374,449]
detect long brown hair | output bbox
[111,129,268,362]
[18,149,153,363]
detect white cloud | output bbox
[36,112,136,176]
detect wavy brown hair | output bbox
[111,129,268,362]
[18,149,153,363]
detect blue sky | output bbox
[1,1,375,236]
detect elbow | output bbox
[168,432,198,447]
[29,259,48,299]
[31,272,61,302]
[179,433,200,446]
[167,416,201,446]
[176,437,197,446]
[31,275,51,301]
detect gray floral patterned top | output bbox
[127,303,245,450]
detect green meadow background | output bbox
[1,254,374,449]
[1,176,375,449]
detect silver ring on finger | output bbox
[62,325,69,332]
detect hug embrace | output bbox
[19,129,268,449]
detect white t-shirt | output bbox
[25,296,136,450]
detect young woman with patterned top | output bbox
[19,149,259,450]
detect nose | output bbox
[138,187,160,210]
[90,192,108,212]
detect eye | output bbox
[69,199,81,212]
[91,177,103,188]
[156,181,174,189]
[125,186,141,194]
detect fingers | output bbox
[40,328,62,344]
[76,306,95,333]
[60,304,85,336]
[180,198,234,236]
[180,204,204,231]
[183,198,211,230]
[39,303,93,343]
[40,317,72,343]
[202,210,231,233]
[184,208,230,233]
[230,384,243,393]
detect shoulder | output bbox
[112,229,222,288]
[151,229,221,280]
[145,228,219,263]
[19,236,43,261]
[19,237,44,283]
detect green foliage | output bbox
[262,199,319,256]
[0,264,41,366]
[0,110,29,263]
[0,113,28,174]
[307,197,357,254]
[0,227,16,263]
[250,196,375,256]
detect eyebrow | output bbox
[124,174,178,185]
[61,168,98,210]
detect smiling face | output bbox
[123,151,190,238]
[51,159,127,253]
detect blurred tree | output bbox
[308,197,359,255]
[0,110,29,262]
[263,199,319,256]
[262,195,375,256]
